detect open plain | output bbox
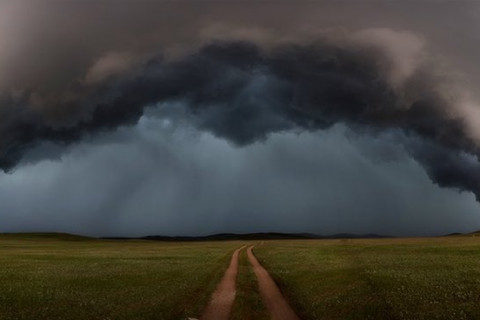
[1,234,480,319]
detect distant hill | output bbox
[0,232,93,241]
[4,230,480,241]
[104,232,392,241]
[8,231,480,241]
[445,230,480,237]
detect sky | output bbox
[1,0,480,236]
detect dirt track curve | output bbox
[200,246,244,320]
[247,245,300,320]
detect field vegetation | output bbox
[3,233,480,319]
[254,236,480,320]
[0,233,240,320]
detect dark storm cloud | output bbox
[1,121,479,237]
[2,37,480,201]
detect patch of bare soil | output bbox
[200,246,245,320]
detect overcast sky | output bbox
[1,0,480,236]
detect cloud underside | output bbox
[2,118,479,237]
[3,39,480,200]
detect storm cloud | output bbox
[2,119,479,237]
[1,0,480,235]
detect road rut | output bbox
[247,245,300,320]
[200,246,244,320]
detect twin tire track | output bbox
[200,245,299,320]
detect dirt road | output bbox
[200,246,244,320]
[247,246,300,320]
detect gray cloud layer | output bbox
[1,1,480,235]
[2,117,479,237]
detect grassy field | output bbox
[3,233,480,320]
[0,233,241,320]
[254,236,480,320]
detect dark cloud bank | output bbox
[1,1,480,236]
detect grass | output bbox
[4,233,480,319]
[0,233,241,320]
[254,236,480,320]
[230,247,269,320]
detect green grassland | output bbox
[3,233,480,320]
[0,233,241,320]
[254,236,480,320]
